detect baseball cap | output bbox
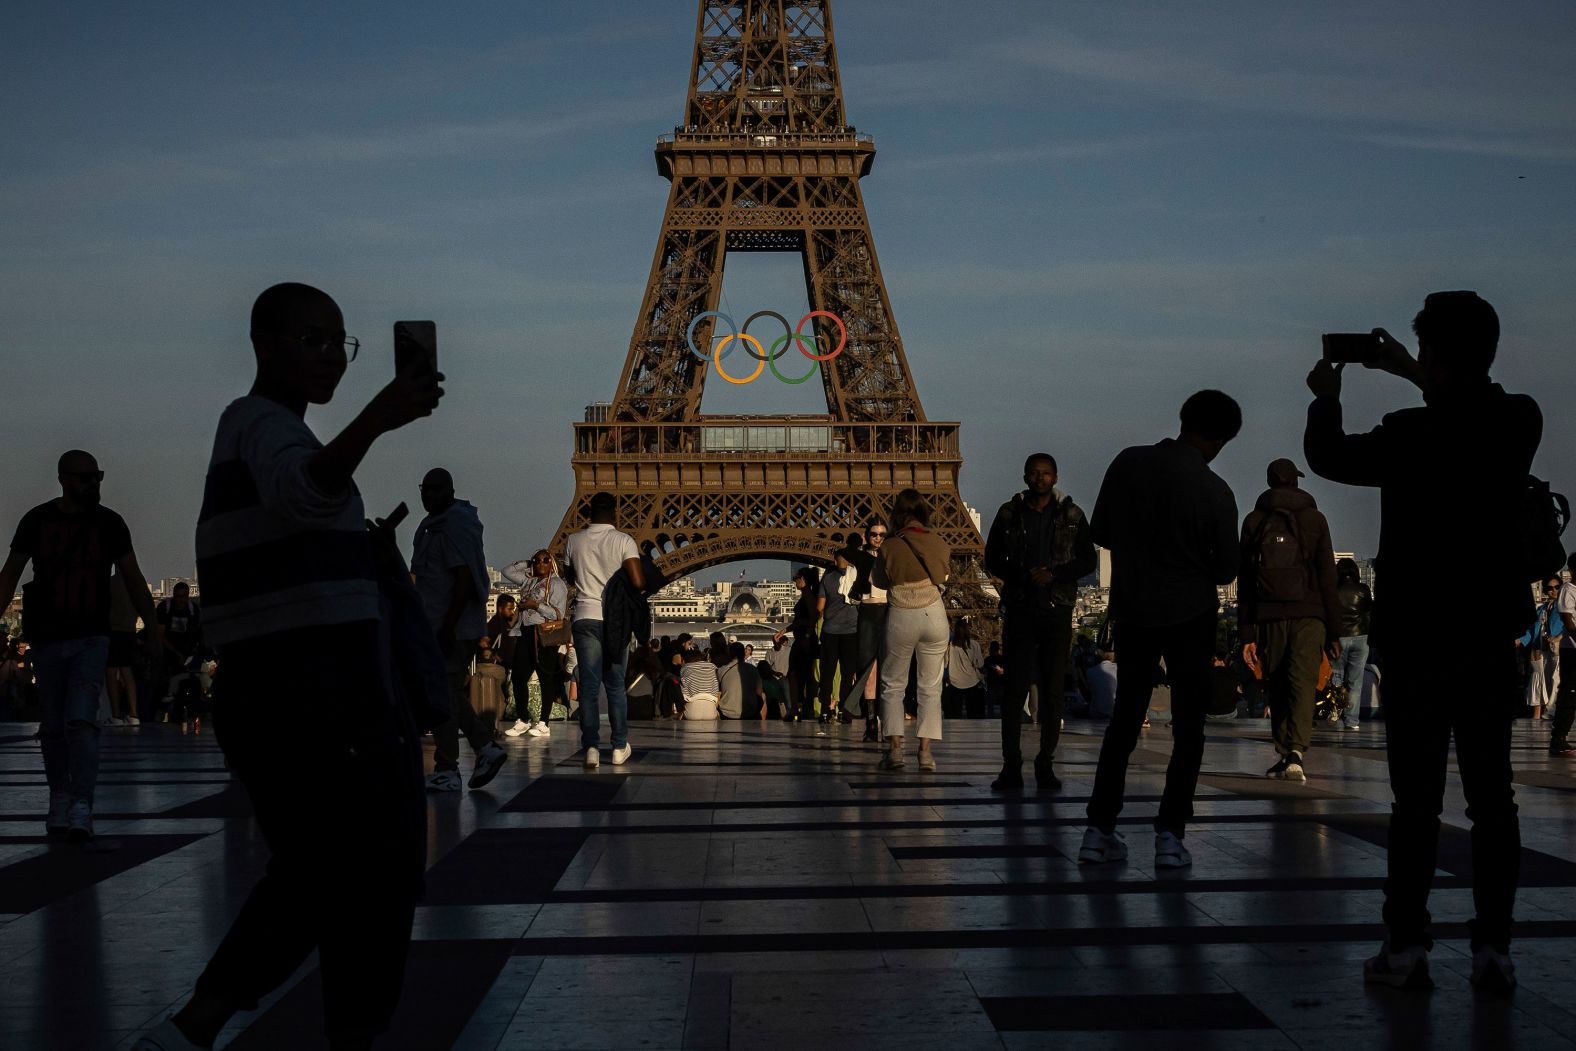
[1267,458,1305,486]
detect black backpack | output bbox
[1520,475,1570,582]
[1251,509,1311,604]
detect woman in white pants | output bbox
[873,489,952,772]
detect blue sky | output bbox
[3,1,1573,582]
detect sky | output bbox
[3,1,1574,584]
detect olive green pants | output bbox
[1262,617,1325,758]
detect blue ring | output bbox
[687,311,737,362]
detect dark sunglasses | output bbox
[867,531,887,538]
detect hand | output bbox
[1515,639,1524,648]
[366,360,445,434]
[1306,360,1344,399]
[1241,641,1258,669]
[1325,641,1341,661]
[523,597,540,610]
[1028,566,1055,587]
[1365,327,1419,382]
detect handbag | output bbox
[531,578,573,647]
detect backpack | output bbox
[1251,509,1311,604]
[1519,475,1570,582]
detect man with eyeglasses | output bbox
[137,282,442,1051]
[0,451,162,841]
[847,516,889,742]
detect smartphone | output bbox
[384,501,410,529]
[394,321,437,376]
[1321,332,1382,364]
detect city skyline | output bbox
[3,2,1574,581]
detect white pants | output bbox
[1527,654,1559,709]
[880,601,948,741]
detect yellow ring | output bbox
[713,334,766,384]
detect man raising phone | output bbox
[137,283,443,1051]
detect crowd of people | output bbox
[0,283,1565,1048]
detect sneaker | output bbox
[584,746,600,769]
[1551,742,1575,758]
[468,742,508,789]
[918,751,937,772]
[1077,826,1127,865]
[1284,753,1307,782]
[1343,722,1361,731]
[1363,940,1433,989]
[66,799,93,843]
[862,724,879,743]
[134,1018,205,1051]
[531,720,550,736]
[1154,830,1192,868]
[1469,946,1517,993]
[127,716,140,727]
[425,769,462,793]
[611,743,633,766]
[1266,756,1289,778]
[990,764,1024,793]
[1034,755,1061,792]
[877,750,905,771]
[46,791,70,837]
[504,719,531,738]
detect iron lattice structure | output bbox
[552,0,992,620]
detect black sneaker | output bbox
[990,764,1024,793]
[1551,742,1575,758]
[1034,755,1061,792]
[1266,757,1289,778]
[862,723,879,743]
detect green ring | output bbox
[768,333,820,384]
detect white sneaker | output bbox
[584,746,600,769]
[504,719,531,738]
[1470,946,1516,992]
[134,1018,205,1051]
[1342,722,1361,731]
[527,721,550,737]
[1154,830,1192,868]
[66,799,93,843]
[1284,753,1307,782]
[611,743,633,766]
[1077,826,1127,865]
[425,769,462,793]
[468,742,508,789]
[127,716,141,727]
[1363,940,1432,989]
[46,791,70,836]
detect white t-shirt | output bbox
[563,523,639,622]
[946,640,983,690]
[1559,581,1575,652]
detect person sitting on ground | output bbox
[680,644,721,720]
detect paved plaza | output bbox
[2,715,1575,1049]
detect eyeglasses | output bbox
[290,333,361,361]
[867,531,887,539]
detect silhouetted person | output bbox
[1331,557,1374,729]
[1547,555,1576,751]
[1305,290,1536,992]
[0,451,161,840]
[413,467,505,792]
[1081,390,1242,870]
[1238,457,1339,783]
[138,282,441,1051]
[985,452,1096,793]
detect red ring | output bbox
[795,311,847,361]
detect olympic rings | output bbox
[685,309,846,382]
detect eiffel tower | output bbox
[552,0,991,617]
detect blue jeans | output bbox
[1331,634,1370,723]
[573,620,628,751]
[33,635,110,804]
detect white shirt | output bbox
[946,640,983,689]
[562,523,639,622]
[1560,581,1575,652]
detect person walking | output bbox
[848,518,889,741]
[1237,458,1340,783]
[1305,290,1537,991]
[500,550,569,738]
[984,452,1096,792]
[773,567,821,722]
[412,468,505,792]
[1518,578,1563,723]
[136,281,439,1051]
[873,489,952,772]
[1332,558,1374,729]
[0,451,162,840]
[105,566,142,726]
[817,546,861,725]
[1080,390,1242,870]
[563,492,643,768]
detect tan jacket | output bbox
[874,526,951,608]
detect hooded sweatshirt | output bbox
[1236,485,1339,645]
[411,499,489,641]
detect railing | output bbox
[572,420,959,459]
[657,130,874,147]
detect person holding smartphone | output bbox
[137,283,442,1051]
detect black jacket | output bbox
[1335,580,1373,638]
[1237,485,1340,645]
[985,490,1096,611]
[600,553,669,672]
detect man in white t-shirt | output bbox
[561,492,643,768]
[1550,555,1576,758]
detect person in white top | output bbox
[1551,555,1576,757]
[500,550,570,739]
[561,492,643,768]
[944,619,985,718]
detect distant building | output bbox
[965,504,982,535]
[651,594,717,620]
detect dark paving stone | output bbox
[160,783,254,818]
[0,834,204,913]
[981,992,1275,1031]
[423,828,592,905]
[1320,813,1576,885]
[498,773,628,812]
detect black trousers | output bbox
[1552,648,1576,748]
[509,628,565,717]
[1000,605,1074,764]
[788,636,818,718]
[1087,611,1215,837]
[194,634,425,1045]
[1380,641,1520,952]
[853,604,888,721]
[817,631,860,712]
